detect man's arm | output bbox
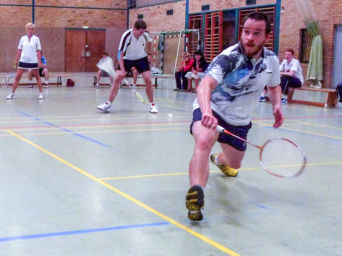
[146,41,152,55]
[14,50,22,67]
[37,50,42,66]
[267,85,284,128]
[280,70,296,77]
[118,51,125,73]
[197,76,218,129]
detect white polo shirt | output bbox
[279,58,304,84]
[118,29,152,60]
[18,35,41,63]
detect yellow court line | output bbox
[6,129,239,256]
[99,161,342,181]
[282,126,342,141]
[296,120,342,131]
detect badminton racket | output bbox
[216,125,307,178]
[96,56,116,78]
[122,79,145,103]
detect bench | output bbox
[289,86,338,108]
[93,73,172,88]
[6,74,72,87]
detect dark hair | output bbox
[194,50,205,62]
[103,52,109,56]
[285,48,294,55]
[193,49,208,71]
[134,20,147,30]
[243,12,271,35]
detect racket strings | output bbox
[260,138,306,178]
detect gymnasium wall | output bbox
[279,0,342,88]
[0,1,127,71]
[131,0,342,88]
[129,1,187,74]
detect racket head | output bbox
[135,91,145,103]
[259,138,307,178]
[96,57,116,78]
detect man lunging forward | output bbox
[97,20,158,113]
[186,12,284,221]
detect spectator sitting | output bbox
[174,52,194,91]
[147,53,162,74]
[185,50,208,92]
[279,48,304,104]
[28,54,49,88]
[95,52,114,88]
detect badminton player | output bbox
[97,20,158,113]
[7,22,43,100]
[186,12,284,221]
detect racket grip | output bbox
[216,125,224,133]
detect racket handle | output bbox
[216,125,225,133]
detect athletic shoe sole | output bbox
[186,185,204,221]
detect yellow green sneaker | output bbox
[210,153,239,177]
[186,185,204,221]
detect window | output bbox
[202,4,210,11]
[300,29,313,63]
[246,0,256,5]
[166,9,173,15]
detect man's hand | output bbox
[273,105,284,128]
[201,112,218,130]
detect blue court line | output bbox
[0,221,169,243]
[17,111,113,149]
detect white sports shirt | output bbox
[18,35,41,63]
[118,29,152,60]
[279,58,304,84]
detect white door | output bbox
[332,25,342,88]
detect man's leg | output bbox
[181,71,188,90]
[189,121,218,187]
[175,71,181,90]
[7,68,25,99]
[28,69,34,88]
[213,143,245,173]
[132,67,138,88]
[141,70,154,103]
[95,70,101,87]
[32,69,43,98]
[187,121,218,221]
[97,70,125,112]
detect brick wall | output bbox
[1,0,340,84]
[0,1,126,71]
[279,0,342,87]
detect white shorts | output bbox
[185,72,204,80]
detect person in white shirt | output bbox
[95,52,114,88]
[97,20,158,113]
[279,48,304,104]
[7,23,44,100]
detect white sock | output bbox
[282,94,287,99]
[214,155,222,165]
[45,81,49,85]
[106,101,111,106]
